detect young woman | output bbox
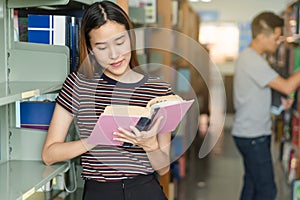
[42,1,172,199]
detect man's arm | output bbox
[268,71,300,95]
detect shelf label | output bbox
[22,187,35,200]
[21,89,40,99]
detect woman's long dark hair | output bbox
[78,1,139,78]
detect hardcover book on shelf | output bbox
[20,101,55,130]
[28,14,67,45]
[87,95,194,146]
[26,13,82,72]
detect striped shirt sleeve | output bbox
[56,72,80,115]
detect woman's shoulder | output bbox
[65,71,101,83]
[144,75,173,94]
[62,72,93,89]
[146,76,172,90]
[146,76,170,85]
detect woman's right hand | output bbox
[113,116,164,152]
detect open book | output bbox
[87,95,194,146]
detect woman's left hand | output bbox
[113,116,164,152]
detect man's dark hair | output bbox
[251,11,284,39]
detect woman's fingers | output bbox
[113,129,136,145]
[117,127,135,137]
[114,116,163,145]
[129,125,142,137]
[150,116,164,132]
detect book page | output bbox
[147,94,183,108]
[103,95,183,117]
[103,105,151,118]
[151,100,183,109]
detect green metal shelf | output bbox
[0,81,63,107]
[0,160,69,200]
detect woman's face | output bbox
[89,20,131,80]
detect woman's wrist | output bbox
[81,138,96,151]
[144,143,160,152]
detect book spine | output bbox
[73,17,80,72]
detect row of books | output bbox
[273,111,299,184]
[14,9,84,72]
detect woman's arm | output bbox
[42,104,94,166]
[145,132,171,175]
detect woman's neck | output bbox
[104,69,144,83]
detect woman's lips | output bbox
[110,60,123,67]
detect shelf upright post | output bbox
[0,0,7,84]
[0,0,10,163]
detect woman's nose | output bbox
[109,45,119,60]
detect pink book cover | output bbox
[87,99,194,146]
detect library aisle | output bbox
[177,114,291,200]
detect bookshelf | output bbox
[148,1,202,199]
[0,0,201,199]
[128,1,201,198]
[0,0,78,199]
[272,0,300,185]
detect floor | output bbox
[31,114,292,200]
[176,114,291,200]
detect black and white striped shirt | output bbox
[56,72,173,182]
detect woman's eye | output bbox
[98,47,107,50]
[116,40,125,45]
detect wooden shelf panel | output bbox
[0,160,69,200]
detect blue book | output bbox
[28,14,67,45]
[20,101,55,130]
